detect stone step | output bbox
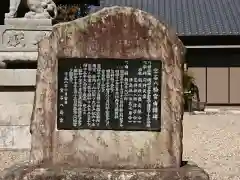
[0,92,34,104]
[0,69,36,86]
[0,125,31,149]
[0,52,38,64]
[0,149,30,171]
[0,104,32,126]
[0,164,209,180]
[192,108,240,115]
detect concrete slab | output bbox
[0,52,38,61]
[4,18,52,27]
[0,92,34,104]
[0,104,32,125]
[0,125,31,149]
[0,69,36,86]
[0,149,30,171]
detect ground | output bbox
[183,110,240,180]
[0,109,240,179]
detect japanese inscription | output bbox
[57,58,162,131]
[5,31,25,48]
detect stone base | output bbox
[1,163,209,180]
[0,21,52,61]
[4,18,52,27]
[0,52,38,62]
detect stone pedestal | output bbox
[0,18,52,64]
[1,163,209,180]
[4,18,52,27]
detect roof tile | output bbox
[93,0,240,36]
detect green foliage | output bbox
[183,71,195,92]
[54,4,91,24]
[183,71,195,110]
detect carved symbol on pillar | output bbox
[6,31,25,48]
[32,32,51,45]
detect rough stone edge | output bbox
[52,6,185,54]
[30,6,185,168]
[0,52,38,62]
[4,18,52,27]
[0,163,209,180]
[192,109,240,115]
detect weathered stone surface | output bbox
[28,6,186,169]
[0,126,31,149]
[0,24,52,50]
[30,6,185,168]
[0,92,34,104]
[0,69,36,86]
[0,20,52,64]
[0,163,209,180]
[0,150,30,171]
[5,19,52,27]
[0,104,32,125]
[0,52,38,61]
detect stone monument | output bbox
[0,6,209,180]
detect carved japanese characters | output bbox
[57,58,162,131]
[5,31,25,48]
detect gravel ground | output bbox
[0,110,239,180]
[183,113,240,180]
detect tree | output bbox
[54,3,94,24]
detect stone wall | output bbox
[0,69,36,170]
[0,18,52,169]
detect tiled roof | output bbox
[90,0,240,36]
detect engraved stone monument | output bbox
[57,58,162,131]
[0,6,209,180]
